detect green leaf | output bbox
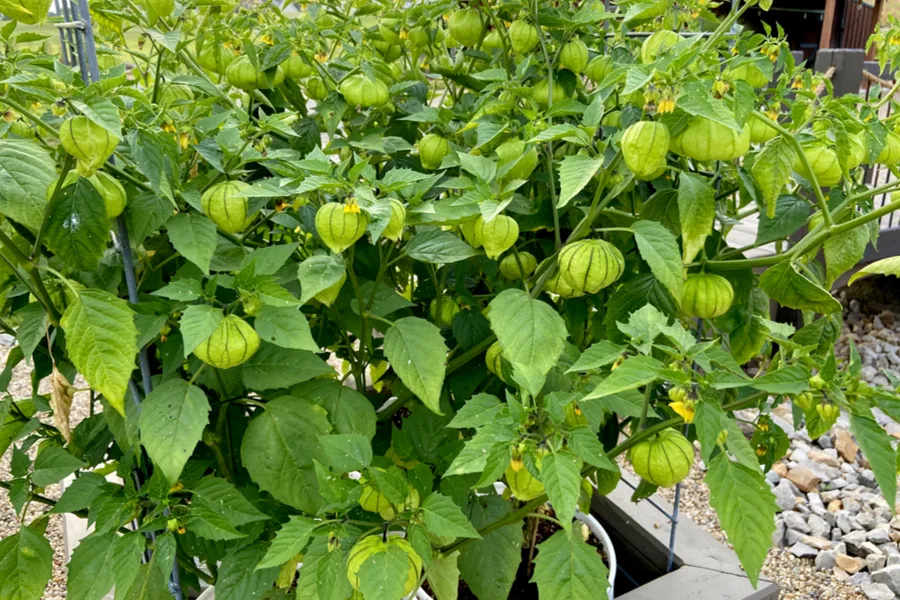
[756,195,809,245]
[241,343,334,389]
[488,289,567,380]
[566,341,624,373]
[420,493,481,539]
[45,177,109,271]
[458,496,522,600]
[427,551,460,600]
[568,427,617,471]
[758,262,842,314]
[192,475,269,526]
[557,155,603,208]
[751,137,795,218]
[0,140,56,230]
[167,213,217,275]
[358,546,409,600]
[16,303,47,362]
[447,393,504,428]
[52,471,109,513]
[631,220,684,301]
[150,279,203,301]
[178,304,222,358]
[677,173,716,264]
[61,290,138,416]
[138,380,210,485]
[71,97,122,139]
[31,446,86,487]
[677,84,742,132]
[216,546,279,600]
[728,287,769,364]
[318,433,373,471]
[295,538,352,600]
[241,243,299,276]
[531,529,609,600]
[824,226,868,287]
[582,355,664,400]
[67,531,145,600]
[297,254,345,304]
[293,379,376,439]
[0,526,53,600]
[704,454,776,587]
[406,229,480,264]
[257,516,319,570]
[457,152,497,182]
[241,396,331,513]
[694,401,758,470]
[186,504,246,541]
[850,410,897,510]
[384,317,447,415]
[539,450,583,529]
[254,306,319,351]
[848,256,900,285]
[603,274,677,340]
[750,364,811,394]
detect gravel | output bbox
[0,344,92,600]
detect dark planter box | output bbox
[590,476,779,600]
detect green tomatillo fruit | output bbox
[495,138,539,181]
[474,214,518,259]
[383,198,406,241]
[226,55,285,91]
[508,19,539,53]
[622,121,669,180]
[532,78,567,108]
[429,297,459,328]
[559,37,589,73]
[672,117,750,162]
[749,114,778,144]
[640,30,679,64]
[281,53,315,79]
[339,74,390,108]
[680,272,734,319]
[196,42,235,75]
[316,201,368,253]
[727,61,770,88]
[557,239,625,294]
[876,131,900,165]
[795,141,842,187]
[447,8,484,47]
[314,269,347,306]
[499,251,537,279]
[90,171,127,218]
[627,428,694,488]
[585,55,613,84]
[142,0,173,24]
[485,340,506,381]
[418,133,450,170]
[59,116,119,178]
[193,314,261,369]
[346,536,423,595]
[201,180,253,234]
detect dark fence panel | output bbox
[841,0,877,49]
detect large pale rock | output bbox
[844,530,869,555]
[808,514,831,539]
[787,466,821,493]
[774,479,797,512]
[809,449,841,468]
[788,542,819,558]
[783,511,811,533]
[873,565,900,595]
[801,535,833,551]
[815,550,836,571]
[868,553,888,573]
[861,583,896,600]
[836,429,860,463]
[836,553,867,575]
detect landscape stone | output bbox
[809,514,831,539]
[873,565,900,595]
[861,583,896,600]
[774,479,797,512]
[815,550,836,571]
[871,528,894,545]
[809,449,841,467]
[850,572,874,587]
[836,429,860,463]
[782,511,811,533]
[845,530,869,555]
[868,553,888,573]
[787,466,822,492]
[836,554,867,575]
[789,541,819,558]
[785,529,805,546]
[801,535,833,551]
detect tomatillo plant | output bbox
[2,0,900,598]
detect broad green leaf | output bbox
[241,396,331,513]
[427,551,460,600]
[750,364,811,394]
[178,304,222,358]
[167,213,217,275]
[255,279,302,307]
[406,229,480,264]
[186,504,246,541]
[420,493,481,539]
[531,529,609,600]
[850,410,896,510]
[138,380,210,485]
[557,155,603,208]
[51,471,109,513]
[457,152,497,182]
[568,427,617,471]
[447,393,504,428]
[16,303,46,362]
[254,306,319,351]
[567,341,624,374]
[61,290,138,416]
[488,289,567,380]
[297,254,345,304]
[0,140,56,230]
[358,546,409,600]
[295,538,352,600]
[603,274,678,341]
[216,546,279,600]
[293,379,376,439]
[677,83,742,131]
[539,450,583,529]
[677,173,715,264]
[318,433,373,471]
[45,176,110,271]
[824,226,868,287]
[848,256,900,285]
[241,343,334,390]
[384,317,447,415]
[257,516,319,570]
[71,97,123,139]
[0,526,53,600]
[705,454,776,587]
[631,220,684,302]
[694,401,758,470]
[150,279,203,301]
[756,195,809,245]
[459,496,522,600]
[751,137,795,218]
[758,262,841,314]
[582,355,664,400]
[31,446,86,487]
[192,475,269,526]
[67,531,145,600]
[727,287,769,364]
[241,243,299,275]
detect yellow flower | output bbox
[315,52,327,63]
[344,199,361,214]
[668,399,696,424]
[178,131,190,151]
[658,98,676,113]
[399,30,409,40]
